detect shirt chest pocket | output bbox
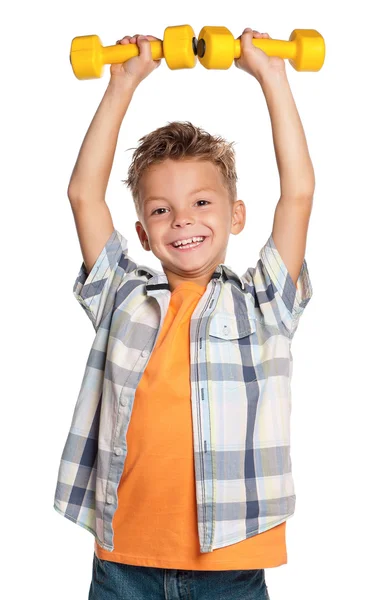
[208,313,259,384]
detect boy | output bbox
[54,28,314,599]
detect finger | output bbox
[138,35,158,40]
[125,34,141,43]
[116,36,133,44]
[136,36,152,57]
[237,27,253,40]
[241,29,257,48]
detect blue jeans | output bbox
[89,553,271,599]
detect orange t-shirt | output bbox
[95,281,287,569]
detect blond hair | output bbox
[122,121,238,219]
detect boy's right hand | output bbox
[110,35,162,86]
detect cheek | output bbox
[213,211,233,232]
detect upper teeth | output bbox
[172,236,205,247]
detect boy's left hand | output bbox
[234,28,286,81]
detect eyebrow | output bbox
[144,187,218,204]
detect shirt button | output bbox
[223,325,229,335]
[120,397,127,406]
[141,349,149,357]
[114,447,122,456]
[107,495,113,504]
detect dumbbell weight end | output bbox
[287,29,325,72]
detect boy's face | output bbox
[135,158,245,291]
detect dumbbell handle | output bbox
[102,40,164,64]
[235,38,295,61]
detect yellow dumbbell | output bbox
[70,24,197,80]
[196,27,325,71]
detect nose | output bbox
[171,210,195,228]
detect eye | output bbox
[151,208,167,215]
[151,200,210,216]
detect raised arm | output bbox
[68,77,137,274]
[235,28,315,287]
[260,69,314,287]
[68,34,161,274]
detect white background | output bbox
[2,1,389,598]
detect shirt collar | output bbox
[139,262,245,291]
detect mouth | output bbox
[169,237,208,252]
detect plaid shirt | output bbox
[53,228,313,553]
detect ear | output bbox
[135,221,150,250]
[231,200,246,234]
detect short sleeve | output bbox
[73,228,138,331]
[246,233,313,339]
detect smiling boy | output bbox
[54,28,314,599]
[134,154,245,291]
